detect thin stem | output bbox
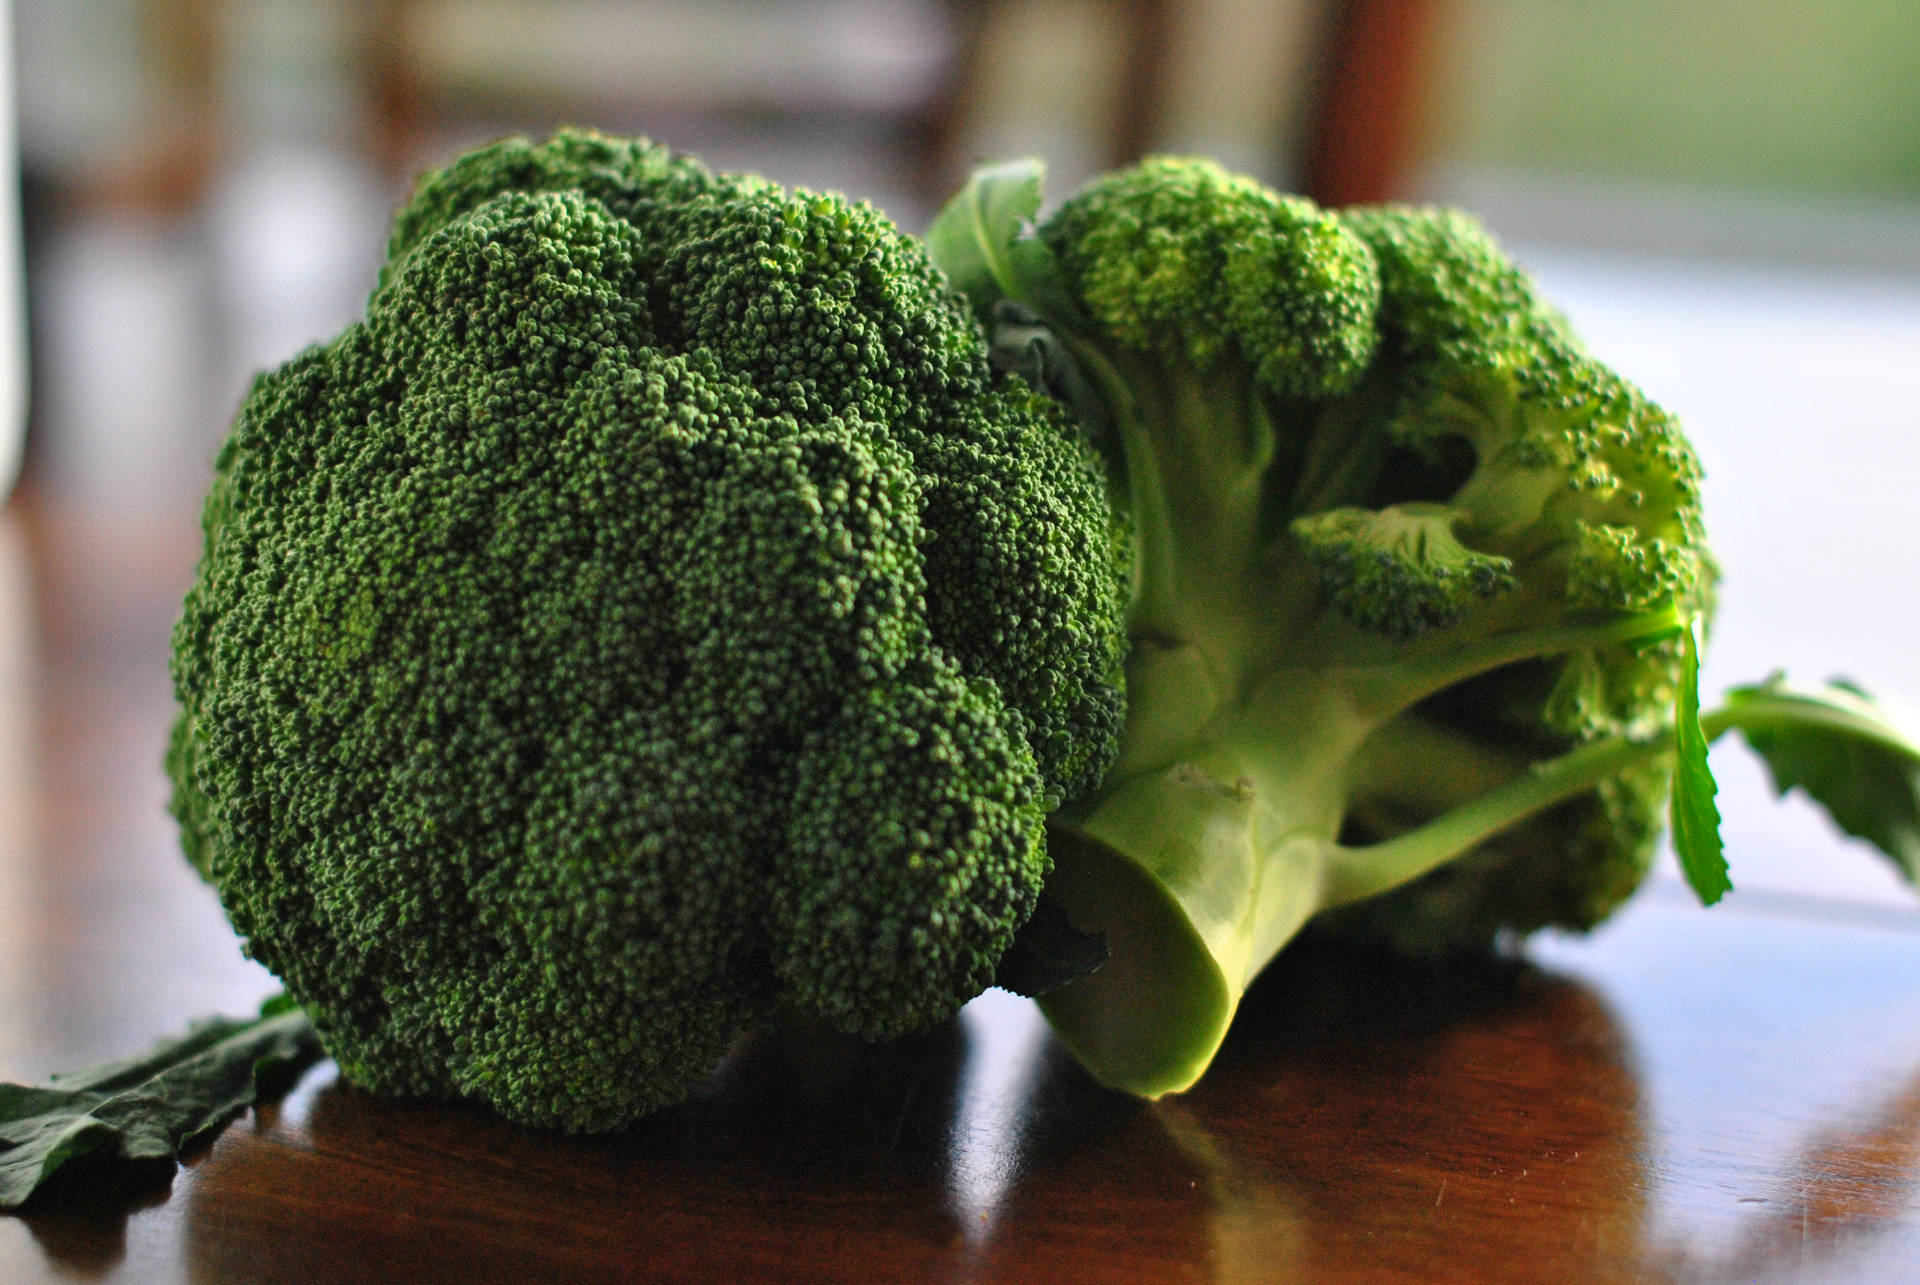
[1319,695,1772,909]
[1047,332,1181,638]
[1288,392,1370,516]
[1320,731,1673,907]
[1242,382,1278,484]
[1057,329,1140,460]
[1696,693,1906,754]
[1355,603,1687,719]
[1115,391,1183,639]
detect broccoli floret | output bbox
[1316,203,1713,954]
[1291,503,1519,640]
[930,155,1715,1096]
[167,130,1128,1131]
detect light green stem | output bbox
[1348,603,1687,719]
[1321,735,1667,906]
[1322,700,1744,907]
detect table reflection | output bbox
[163,938,1651,1283]
[4,891,1918,1281]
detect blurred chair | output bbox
[120,0,1444,210]
[349,0,1445,205]
[1298,0,1444,206]
[352,0,995,203]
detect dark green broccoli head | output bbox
[375,129,770,293]
[168,131,1128,1131]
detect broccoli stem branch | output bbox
[1045,672,1876,1095]
[1320,733,1670,906]
[1039,749,1342,1097]
[1112,358,1283,650]
[1349,602,1688,720]
[1320,697,1758,907]
[1112,381,1184,638]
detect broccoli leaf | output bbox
[924,157,1044,315]
[985,301,1113,440]
[1671,620,1730,905]
[1722,677,1920,883]
[928,157,1092,331]
[0,996,323,1210]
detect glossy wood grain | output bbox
[2,495,1918,1285]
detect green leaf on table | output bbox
[1671,619,1730,904]
[0,996,324,1211]
[1722,676,1920,883]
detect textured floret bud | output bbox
[1043,156,1380,398]
[1293,503,1519,639]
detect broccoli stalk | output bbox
[930,157,1920,1097]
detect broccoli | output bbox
[13,143,1920,1209]
[928,155,1920,1098]
[163,129,1129,1131]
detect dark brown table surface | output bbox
[2,494,1918,1285]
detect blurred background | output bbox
[1,0,1918,1001]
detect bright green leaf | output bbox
[1004,230,1091,330]
[924,157,1046,316]
[1721,677,1920,883]
[1671,619,1730,904]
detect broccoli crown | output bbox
[168,130,1128,1130]
[1290,502,1519,641]
[942,156,1712,970]
[1320,205,1712,952]
[918,152,1727,1095]
[1343,205,1709,645]
[925,153,1911,1103]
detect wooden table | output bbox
[2,495,1917,1284]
